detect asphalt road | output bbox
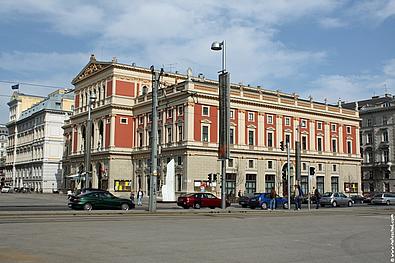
[0,193,394,263]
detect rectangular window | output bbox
[301,119,307,128]
[285,117,290,126]
[158,129,162,144]
[332,139,337,152]
[202,126,209,142]
[317,137,323,152]
[301,176,308,195]
[248,130,254,145]
[228,159,234,167]
[383,130,389,142]
[318,163,323,171]
[167,109,173,118]
[316,176,324,194]
[248,160,254,168]
[177,156,182,165]
[230,128,234,144]
[265,174,275,193]
[285,134,290,146]
[139,132,143,147]
[331,177,339,193]
[167,127,172,143]
[178,125,183,141]
[302,136,307,150]
[120,117,128,124]
[347,141,352,154]
[367,119,372,127]
[245,174,257,194]
[148,114,152,122]
[177,106,184,116]
[384,150,390,163]
[332,164,337,172]
[267,115,273,124]
[268,160,273,169]
[346,126,351,134]
[248,112,254,121]
[383,116,388,125]
[139,116,144,125]
[317,121,322,130]
[202,106,209,116]
[331,124,336,132]
[230,110,235,119]
[267,132,273,147]
[367,133,373,144]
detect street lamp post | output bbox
[211,40,230,209]
[84,94,97,188]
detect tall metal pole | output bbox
[149,66,162,212]
[287,141,291,210]
[84,99,93,188]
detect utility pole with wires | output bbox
[149,66,163,213]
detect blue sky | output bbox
[0,0,394,124]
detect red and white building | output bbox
[62,55,361,197]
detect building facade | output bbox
[5,90,73,192]
[0,124,8,187]
[344,94,394,193]
[63,55,361,197]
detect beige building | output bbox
[63,55,362,197]
[5,90,73,192]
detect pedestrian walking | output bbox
[314,187,321,209]
[294,185,299,210]
[137,189,144,206]
[269,187,276,210]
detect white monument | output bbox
[161,159,176,202]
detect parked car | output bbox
[320,192,353,207]
[363,192,376,203]
[371,193,395,205]
[248,193,288,209]
[68,191,135,211]
[239,193,261,208]
[350,195,365,204]
[177,193,230,209]
[1,186,11,193]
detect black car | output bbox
[68,191,135,211]
[350,195,365,204]
[239,193,260,208]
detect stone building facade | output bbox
[0,124,8,187]
[63,55,361,197]
[344,94,394,193]
[5,90,73,192]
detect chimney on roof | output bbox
[131,62,136,67]
[90,54,96,62]
[112,57,117,63]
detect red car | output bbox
[177,193,230,209]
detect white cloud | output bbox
[349,0,395,25]
[384,59,395,76]
[319,17,347,28]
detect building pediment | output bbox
[72,55,112,85]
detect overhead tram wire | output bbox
[0,80,69,90]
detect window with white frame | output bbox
[267,115,273,124]
[285,117,291,126]
[383,130,389,142]
[167,126,172,143]
[347,141,352,154]
[202,106,209,116]
[318,163,323,171]
[248,112,254,121]
[248,159,254,168]
[346,126,351,134]
[285,133,291,146]
[230,128,235,144]
[139,116,144,125]
[332,164,337,172]
[178,125,183,141]
[268,160,273,169]
[228,159,234,167]
[248,130,255,145]
[331,123,337,132]
[230,110,235,119]
[177,106,184,116]
[267,131,273,147]
[317,121,322,130]
[121,117,128,124]
[167,109,173,118]
[301,119,307,128]
[202,125,209,142]
[302,162,307,171]
[302,135,307,150]
[383,149,390,163]
[332,138,337,152]
[317,137,323,152]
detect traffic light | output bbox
[208,173,212,183]
[213,173,217,182]
[282,170,287,181]
[309,167,315,176]
[280,141,285,151]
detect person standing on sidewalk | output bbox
[314,187,321,209]
[294,185,300,210]
[137,189,144,206]
[269,187,276,211]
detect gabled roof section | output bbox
[72,54,112,85]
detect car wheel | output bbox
[348,201,353,207]
[209,206,215,209]
[283,202,288,209]
[183,206,189,209]
[83,203,92,211]
[386,200,391,206]
[332,201,337,208]
[194,203,201,209]
[121,203,130,211]
[241,205,247,208]
[261,203,268,210]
